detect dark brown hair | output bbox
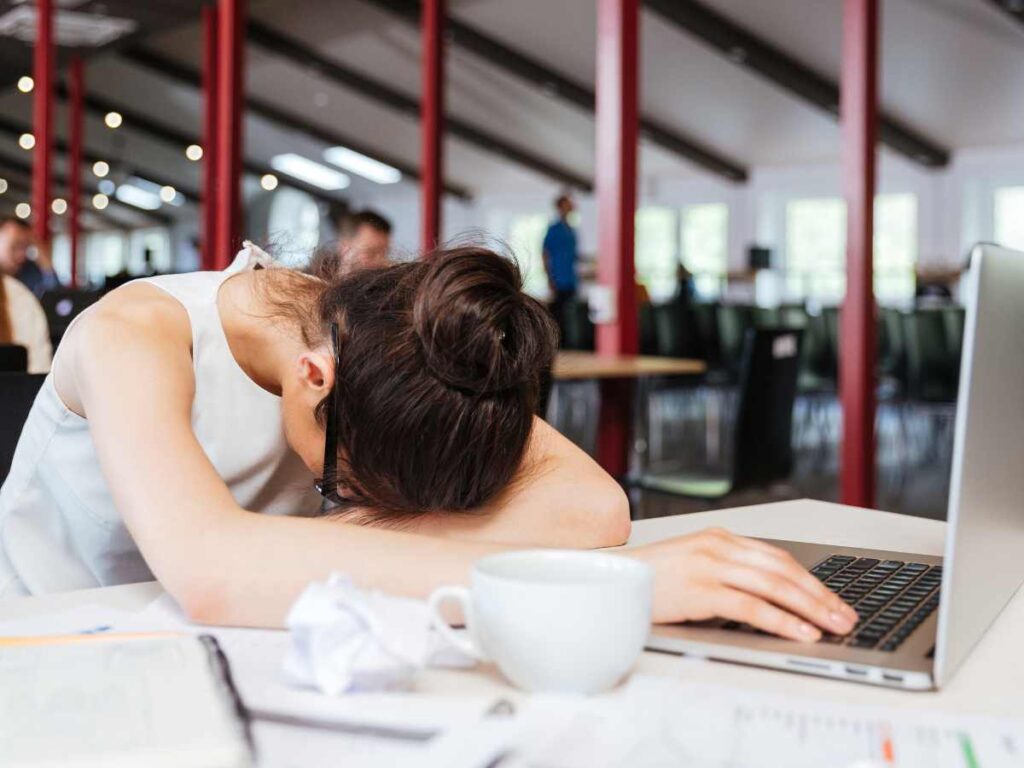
[339,209,392,238]
[289,245,557,518]
[0,276,10,344]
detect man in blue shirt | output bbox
[542,195,578,340]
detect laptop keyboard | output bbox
[811,555,942,651]
[720,554,942,652]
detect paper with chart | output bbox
[519,675,1023,768]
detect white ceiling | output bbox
[6,0,1024,221]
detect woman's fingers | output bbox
[713,587,822,642]
[705,532,858,628]
[719,561,855,636]
[731,544,856,625]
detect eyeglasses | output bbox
[313,322,346,507]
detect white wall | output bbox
[451,143,1024,276]
[160,141,1024,278]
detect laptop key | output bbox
[850,636,880,649]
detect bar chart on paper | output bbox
[686,698,1019,767]
[530,677,1024,768]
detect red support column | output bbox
[31,0,54,248]
[594,0,640,476]
[68,58,84,289]
[213,0,246,270]
[839,0,878,508]
[420,0,444,251]
[202,5,220,271]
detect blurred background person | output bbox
[311,209,393,279]
[0,264,52,374]
[0,218,59,298]
[542,194,578,338]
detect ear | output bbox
[296,350,334,401]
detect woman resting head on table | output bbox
[0,243,856,641]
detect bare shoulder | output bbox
[55,282,194,416]
[68,282,191,349]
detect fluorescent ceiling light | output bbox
[127,176,163,195]
[323,147,401,185]
[115,183,161,211]
[270,153,349,191]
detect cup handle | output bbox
[427,586,488,661]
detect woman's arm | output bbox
[64,287,503,626]
[7,278,52,373]
[65,287,854,640]
[391,418,631,548]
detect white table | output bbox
[2,499,1023,760]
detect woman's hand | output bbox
[630,528,858,642]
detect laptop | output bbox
[647,243,1024,690]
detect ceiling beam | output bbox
[247,21,594,191]
[0,154,170,227]
[0,111,199,206]
[0,175,123,231]
[985,1,1024,30]
[643,0,950,168]
[53,84,352,207]
[119,46,473,200]
[364,0,749,182]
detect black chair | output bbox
[715,305,755,381]
[638,301,658,356]
[639,328,803,500]
[0,373,46,484]
[559,298,594,351]
[0,344,28,373]
[877,308,907,395]
[39,288,101,349]
[690,302,721,369]
[903,308,958,403]
[651,300,699,359]
[941,305,965,387]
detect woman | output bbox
[0,244,855,641]
[0,270,52,373]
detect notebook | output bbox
[0,633,253,768]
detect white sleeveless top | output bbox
[0,245,323,597]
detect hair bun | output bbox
[412,247,557,396]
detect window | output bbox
[874,193,917,304]
[507,213,550,299]
[84,230,130,286]
[266,187,322,266]
[784,194,917,304]
[51,234,71,284]
[128,228,172,275]
[785,197,846,303]
[635,207,677,300]
[994,187,1024,251]
[681,203,728,298]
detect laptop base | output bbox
[646,539,941,691]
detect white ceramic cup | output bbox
[427,549,653,694]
